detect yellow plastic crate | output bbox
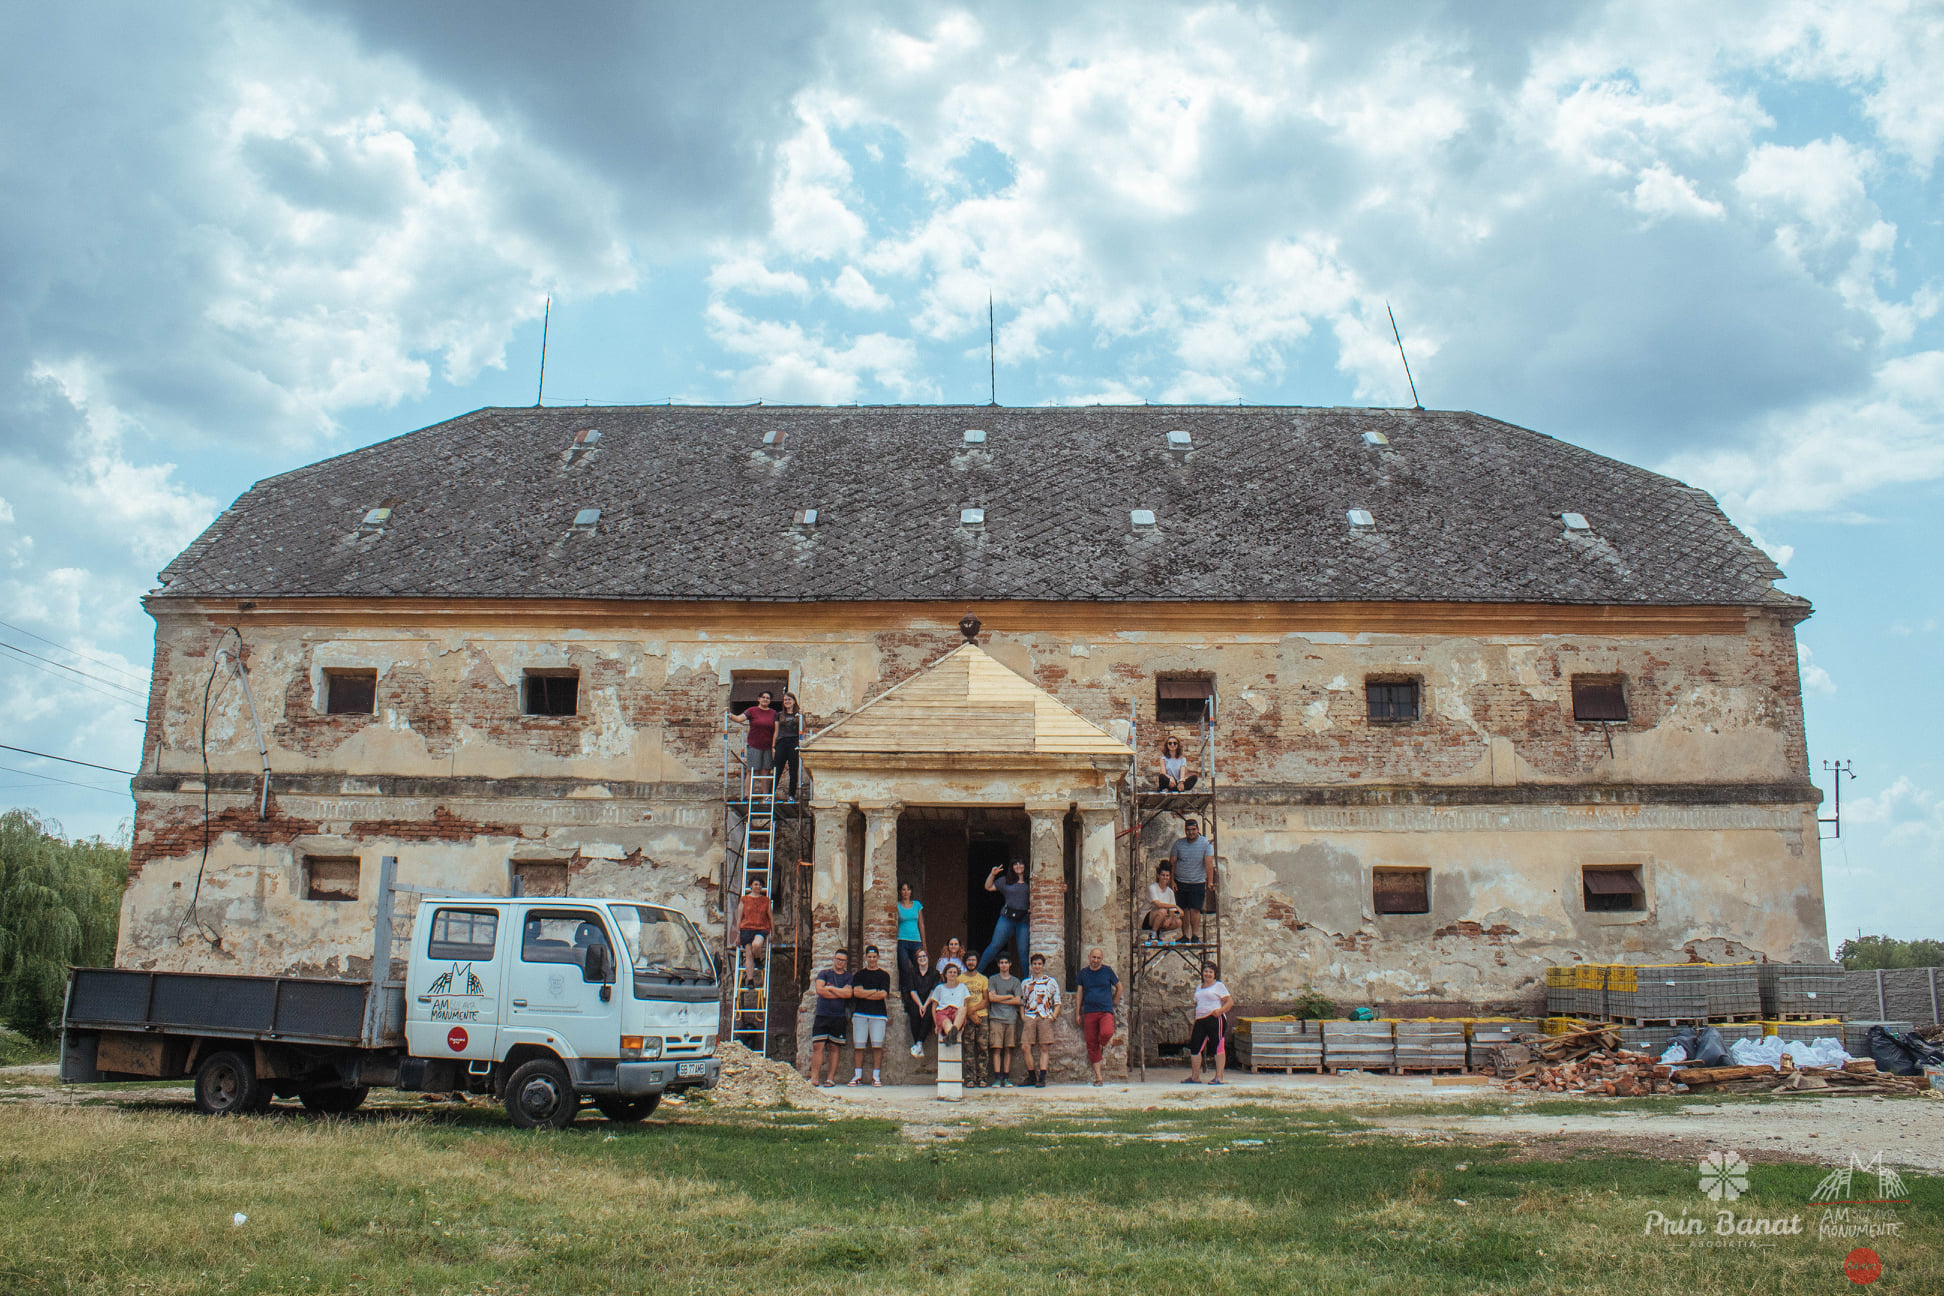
[1761,1018,1840,1037]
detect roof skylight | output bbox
[795,508,819,526]
[964,429,987,444]
[1561,512,1590,531]
[573,508,601,529]
[1347,508,1375,529]
[763,429,786,446]
[574,429,601,446]
[1130,509,1157,528]
[361,507,391,527]
[960,507,986,526]
[1362,430,1390,446]
[1167,430,1192,448]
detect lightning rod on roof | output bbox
[1386,301,1421,410]
[988,293,997,406]
[535,295,551,407]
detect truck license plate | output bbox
[677,1061,706,1079]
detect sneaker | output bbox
[910,1043,925,1058]
[872,1077,881,1088]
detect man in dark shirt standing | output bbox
[809,949,852,1087]
[1074,945,1122,1086]
[976,858,1032,973]
[848,945,891,1087]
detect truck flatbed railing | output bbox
[64,968,394,1052]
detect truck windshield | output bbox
[611,906,715,984]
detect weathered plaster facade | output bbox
[122,597,1824,1080]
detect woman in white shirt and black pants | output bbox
[1185,962,1234,1085]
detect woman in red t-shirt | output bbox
[736,879,774,973]
[731,690,779,792]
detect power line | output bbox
[0,763,128,797]
[0,617,149,687]
[0,652,149,706]
[0,639,147,698]
[0,742,136,776]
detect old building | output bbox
[121,404,1826,1080]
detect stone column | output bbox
[1079,805,1129,1078]
[1026,805,1068,980]
[799,800,853,1072]
[859,804,902,958]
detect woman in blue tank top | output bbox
[895,882,926,1028]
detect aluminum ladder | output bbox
[728,767,779,1054]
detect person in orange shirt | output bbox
[736,879,774,974]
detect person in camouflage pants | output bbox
[959,956,991,1088]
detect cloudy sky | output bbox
[2,2,1939,944]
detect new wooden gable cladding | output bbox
[807,644,1130,758]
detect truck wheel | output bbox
[504,1058,578,1130]
[194,1051,264,1116]
[299,1085,370,1114]
[594,1094,660,1123]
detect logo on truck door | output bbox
[427,962,488,1023]
[447,1026,468,1051]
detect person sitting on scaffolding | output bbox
[729,689,779,794]
[1155,735,1199,792]
[1168,819,1213,944]
[735,879,773,973]
[1141,863,1183,943]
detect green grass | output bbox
[0,1098,1935,1294]
[0,1032,54,1068]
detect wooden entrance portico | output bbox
[796,641,1132,1082]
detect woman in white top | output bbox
[1185,962,1234,1085]
[925,963,971,1044]
[1156,736,1199,792]
[936,936,969,975]
[1142,863,1183,941]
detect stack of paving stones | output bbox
[1392,1021,1467,1072]
[1760,962,1846,1018]
[1236,1018,1324,1073]
[1321,1020,1394,1074]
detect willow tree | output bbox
[0,810,128,1039]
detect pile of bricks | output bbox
[1485,1027,1678,1095]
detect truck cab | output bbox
[404,896,721,1127]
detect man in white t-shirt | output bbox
[1185,962,1235,1085]
[1142,863,1183,942]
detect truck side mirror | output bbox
[581,944,608,983]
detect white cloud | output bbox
[1632,164,1725,222]
[828,266,893,311]
[1797,642,1836,695]
[709,258,813,299]
[703,301,930,404]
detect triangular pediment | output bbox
[804,643,1131,758]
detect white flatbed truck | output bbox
[60,860,720,1128]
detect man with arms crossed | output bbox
[809,949,852,1087]
[848,945,891,1087]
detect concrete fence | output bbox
[1845,967,1944,1026]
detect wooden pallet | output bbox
[1250,1063,1325,1074]
[1395,1065,1468,1075]
[1772,1012,1841,1021]
[1610,1017,1704,1027]
[1326,1064,1395,1075]
[1707,1013,1763,1023]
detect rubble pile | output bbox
[1486,1026,1936,1098]
[1485,1028,1677,1095]
[701,1041,832,1109]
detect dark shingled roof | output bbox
[155,405,1799,608]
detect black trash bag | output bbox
[1689,1025,1729,1067]
[1664,1027,1699,1063]
[1867,1026,1944,1077]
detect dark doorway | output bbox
[895,807,1029,965]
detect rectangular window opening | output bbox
[1366,679,1421,723]
[512,859,569,898]
[521,910,609,965]
[1572,675,1629,722]
[322,669,376,716]
[427,908,499,961]
[304,856,360,902]
[522,671,579,717]
[728,671,790,716]
[1156,675,1215,723]
[1373,868,1430,915]
[1583,866,1646,913]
